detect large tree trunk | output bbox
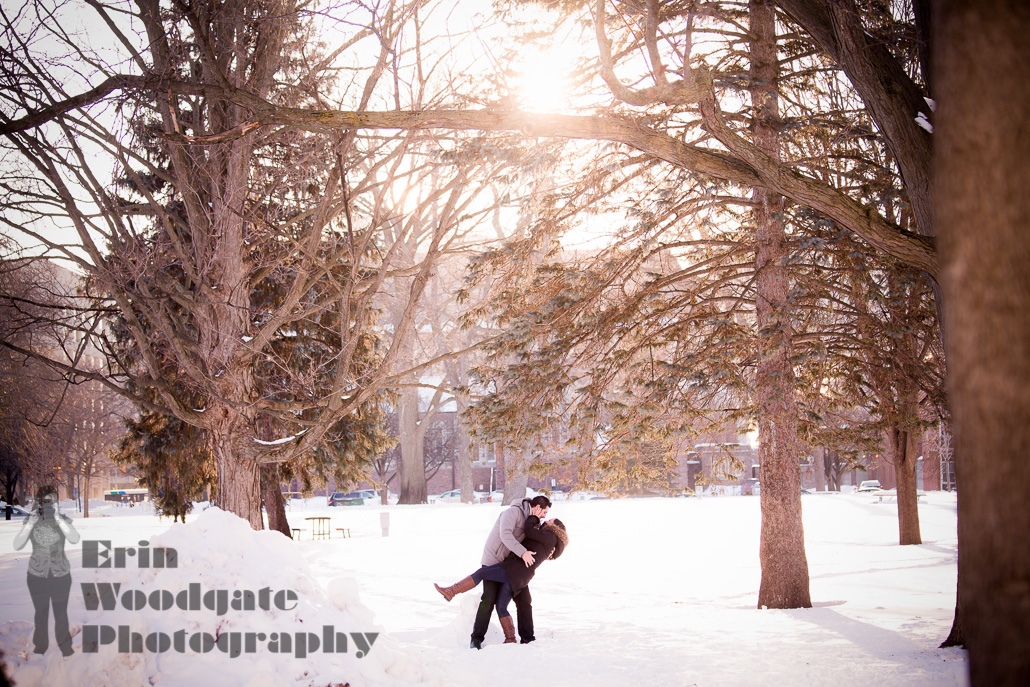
[887,426,922,545]
[940,565,965,648]
[813,448,827,492]
[262,464,291,537]
[210,411,263,529]
[455,423,475,504]
[877,263,928,547]
[502,447,530,506]
[751,0,812,609]
[445,366,477,504]
[394,277,428,505]
[935,0,1030,679]
[397,384,428,504]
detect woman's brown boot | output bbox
[434,576,476,602]
[499,615,517,644]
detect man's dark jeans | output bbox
[471,579,534,645]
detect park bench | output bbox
[872,489,926,503]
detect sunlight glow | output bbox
[514,43,575,113]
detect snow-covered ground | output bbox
[0,492,966,686]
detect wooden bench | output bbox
[291,527,306,539]
[336,527,351,538]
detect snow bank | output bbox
[1,508,446,687]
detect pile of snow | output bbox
[1,508,446,686]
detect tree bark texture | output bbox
[824,450,843,491]
[887,425,922,545]
[940,569,965,648]
[935,0,1030,679]
[455,422,476,503]
[262,464,291,538]
[210,404,263,529]
[881,271,925,546]
[397,382,428,504]
[813,448,827,492]
[751,0,812,610]
[83,474,91,518]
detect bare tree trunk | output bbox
[444,362,477,504]
[393,261,429,505]
[502,447,530,506]
[935,0,1030,675]
[262,464,291,537]
[751,0,812,610]
[813,447,827,492]
[455,425,475,503]
[83,472,91,518]
[824,450,842,491]
[398,384,428,504]
[887,426,922,545]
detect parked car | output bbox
[431,489,465,503]
[328,490,374,507]
[1,504,31,518]
[855,480,882,493]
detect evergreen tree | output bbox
[114,411,213,523]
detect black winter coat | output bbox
[499,516,558,594]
